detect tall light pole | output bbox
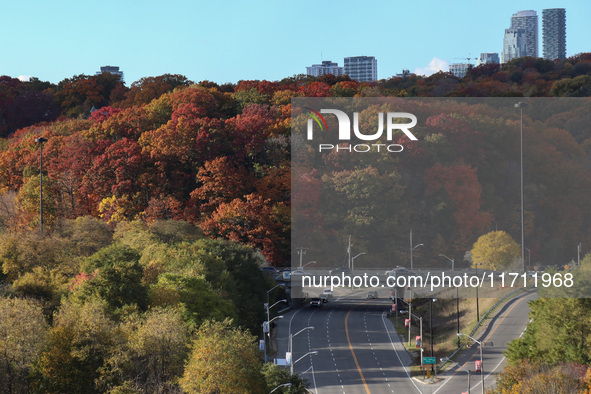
[515,102,527,273]
[351,252,366,270]
[401,298,423,371]
[410,229,424,271]
[263,315,284,363]
[458,332,485,394]
[439,254,460,347]
[35,137,48,236]
[267,284,285,306]
[347,235,352,270]
[300,260,316,270]
[475,262,482,322]
[269,383,292,393]
[292,351,318,374]
[399,298,414,349]
[264,283,285,363]
[430,298,437,372]
[439,254,454,271]
[289,326,314,374]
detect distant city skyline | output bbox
[1,0,589,85]
[543,8,567,60]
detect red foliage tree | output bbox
[80,138,153,218]
[201,194,287,265]
[425,163,492,243]
[188,156,255,217]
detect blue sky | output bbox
[1,0,589,85]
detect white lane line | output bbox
[381,311,423,393]
[468,325,529,392]
[433,297,533,394]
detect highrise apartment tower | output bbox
[510,10,538,58]
[344,56,377,82]
[306,61,344,77]
[502,29,527,63]
[543,8,566,60]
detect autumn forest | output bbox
[1,53,591,392]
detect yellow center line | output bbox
[345,300,372,394]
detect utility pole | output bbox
[296,247,308,268]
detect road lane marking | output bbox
[381,311,423,393]
[433,293,531,394]
[345,301,372,394]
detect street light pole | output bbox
[430,298,435,357]
[347,235,352,270]
[263,315,284,363]
[289,326,314,374]
[351,252,366,270]
[264,284,285,363]
[405,305,423,371]
[300,260,316,270]
[475,263,482,322]
[515,102,526,273]
[439,254,460,347]
[458,333,484,394]
[269,383,292,393]
[439,254,454,271]
[456,287,460,348]
[408,298,412,347]
[429,298,438,373]
[292,351,318,374]
[35,137,48,236]
[410,229,424,271]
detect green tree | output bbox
[15,174,58,230]
[550,75,591,97]
[59,216,113,257]
[179,319,265,394]
[470,230,520,270]
[0,231,75,315]
[99,308,190,393]
[0,297,48,394]
[149,273,236,328]
[78,243,148,317]
[505,297,591,365]
[33,297,116,393]
[261,363,309,393]
[189,239,268,334]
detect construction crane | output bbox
[454,53,473,65]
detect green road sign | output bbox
[423,357,436,364]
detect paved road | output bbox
[275,290,535,394]
[434,291,537,394]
